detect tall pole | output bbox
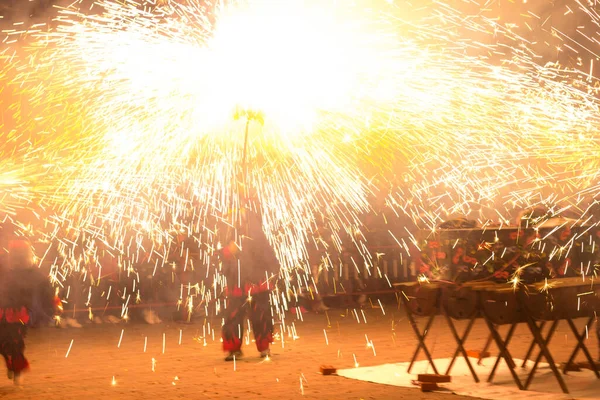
[241,117,251,203]
[232,108,263,237]
[240,117,251,238]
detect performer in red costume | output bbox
[0,239,54,385]
[220,207,280,361]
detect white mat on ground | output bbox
[337,358,599,400]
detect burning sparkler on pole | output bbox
[233,106,264,207]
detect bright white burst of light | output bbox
[1,0,600,299]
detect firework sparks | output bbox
[0,0,599,322]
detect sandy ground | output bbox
[0,305,597,400]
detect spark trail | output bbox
[0,0,599,314]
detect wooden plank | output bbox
[411,381,440,392]
[417,374,451,383]
[319,365,337,375]
[576,361,600,371]
[560,362,581,372]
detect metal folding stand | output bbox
[522,319,561,390]
[523,314,568,394]
[400,293,440,375]
[480,311,523,389]
[478,333,493,366]
[563,316,600,378]
[521,321,546,367]
[443,308,479,382]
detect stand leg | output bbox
[524,316,568,394]
[481,313,523,390]
[564,317,599,378]
[522,321,545,368]
[488,323,517,381]
[524,320,558,389]
[478,333,493,366]
[444,313,479,382]
[402,294,439,375]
